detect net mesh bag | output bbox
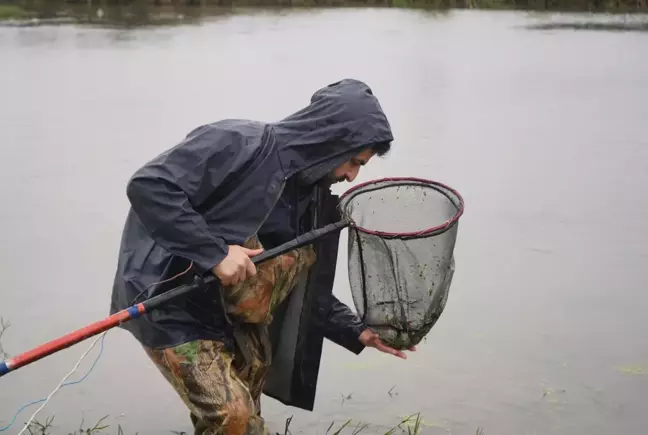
[338,177,464,350]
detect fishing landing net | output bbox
[338,177,464,350]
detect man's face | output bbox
[330,149,376,184]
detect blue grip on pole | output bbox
[0,361,9,377]
[127,306,143,319]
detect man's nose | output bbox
[346,168,359,182]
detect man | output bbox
[110,79,415,435]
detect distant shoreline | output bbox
[1,1,648,29]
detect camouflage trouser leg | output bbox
[144,236,316,435]
[144,335,269,435]
[222,236,317,324]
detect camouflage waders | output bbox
[144,236,316,435]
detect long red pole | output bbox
[0,304,145,378]
[0,220,349,379]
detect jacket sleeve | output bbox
[125,124,250,273]
[313,293,366,355]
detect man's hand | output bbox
[212,245,264,286]
[358,329,417,360]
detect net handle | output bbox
[0,220,352,379]
[251,219,350,264]
[338,177,465,239]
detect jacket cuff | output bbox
[346,325,367,355]
[329,322,367,355]
[192,244,229,276]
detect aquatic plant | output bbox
[10,412,487,435]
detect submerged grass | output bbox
[20,413,482,434]
[19,415,138,435]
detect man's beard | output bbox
[327,172,345,184]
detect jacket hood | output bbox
[271,79,394,182]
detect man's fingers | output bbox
[360,330,410,360]
[375,342,406,359]
[245,258,257,277]
[212,244,264,287]
[238,264,247,283]
[372,339,408,359]
[384,346,407,359]
[242,247,264,257]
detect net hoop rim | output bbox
[339,176,465,239]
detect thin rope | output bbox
[14,332,107,435]
[2,263,194,433]
[0,332,107,433]
[131,260,194,304]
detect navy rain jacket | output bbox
[109,78,394,410]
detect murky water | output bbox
[1,7,648,435]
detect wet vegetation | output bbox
[16,413,480,435]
